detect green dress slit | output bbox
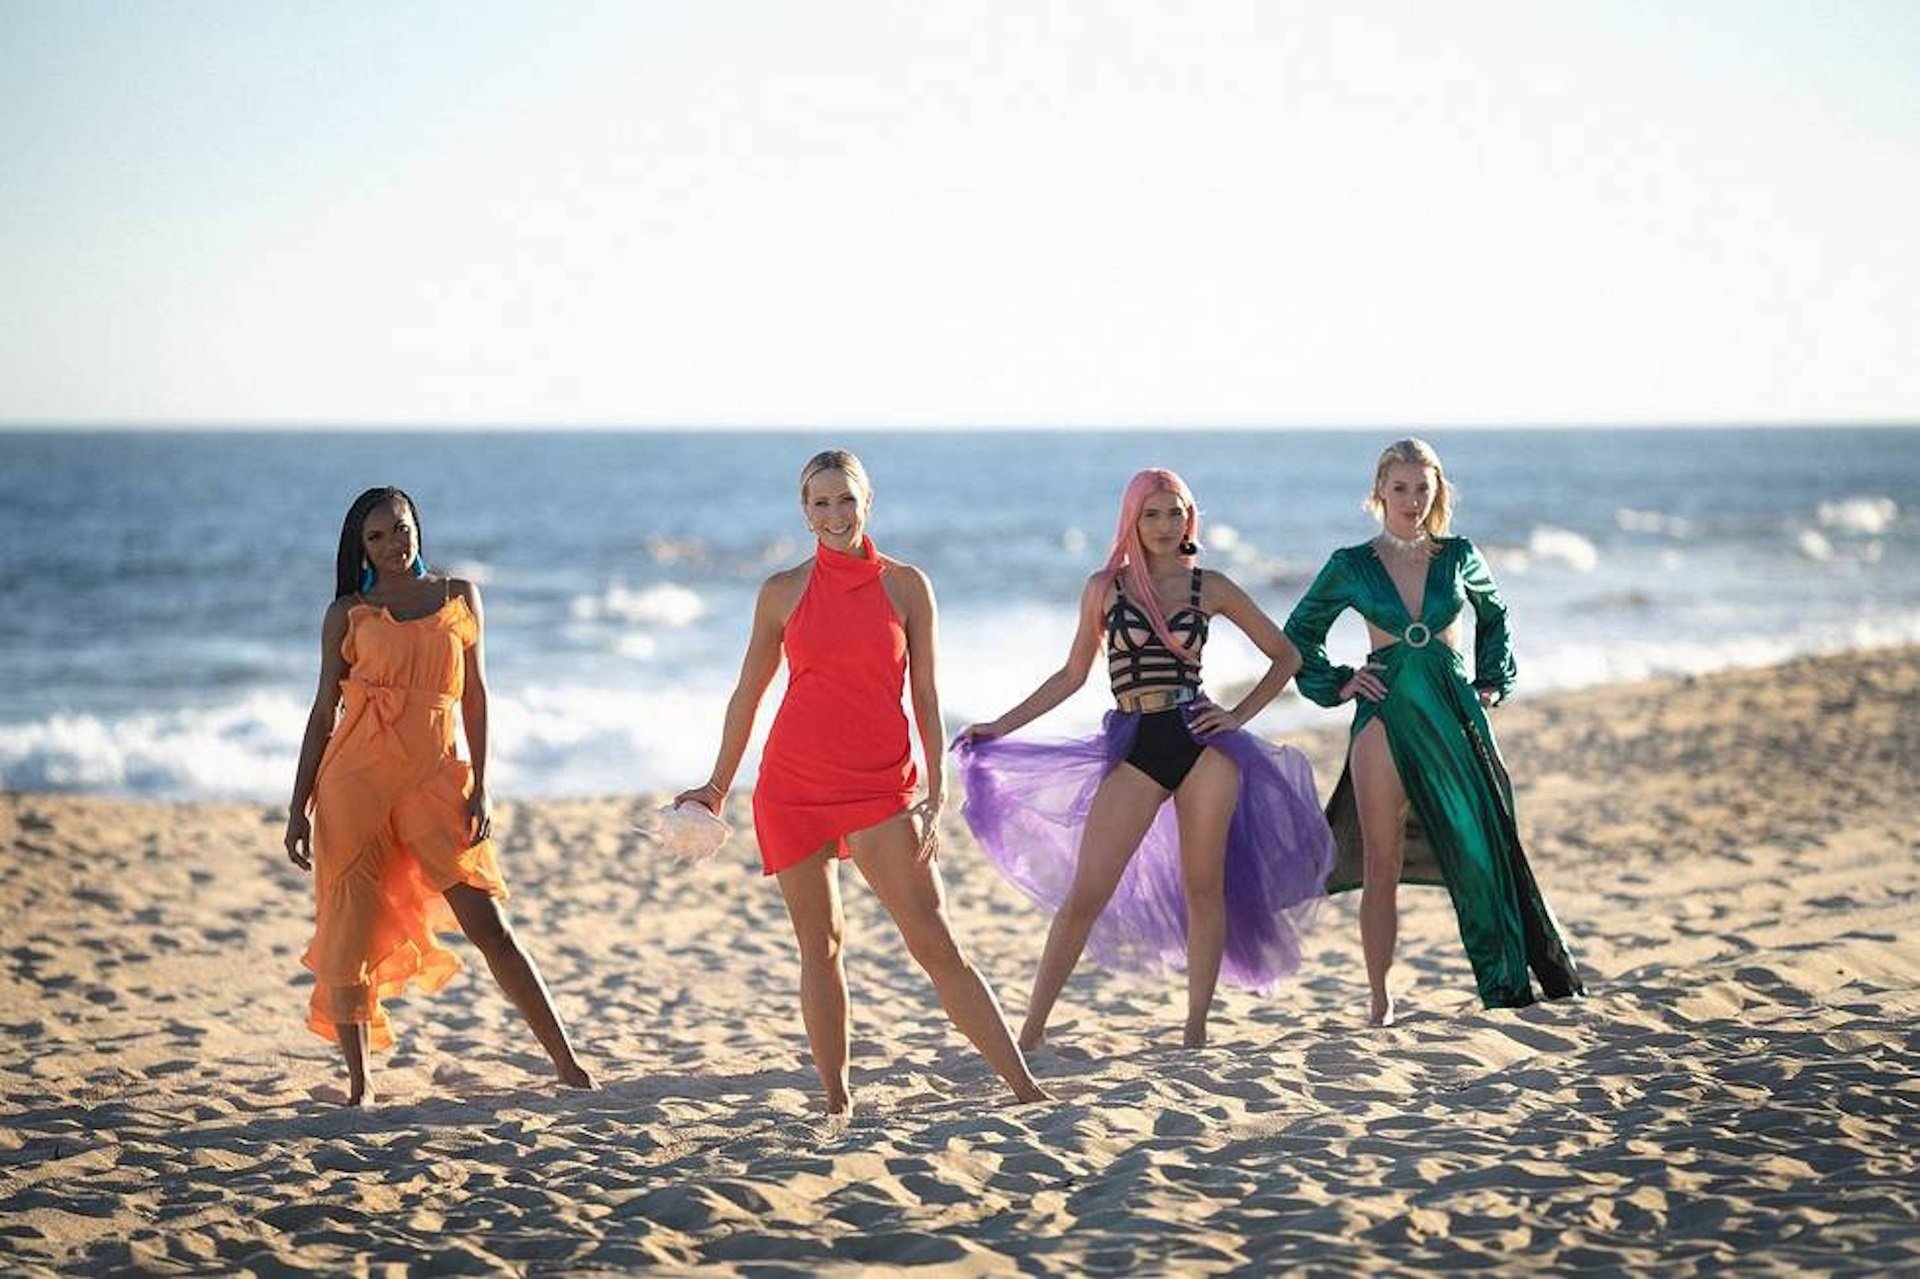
[1284,537,1583,1008]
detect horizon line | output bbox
[3,418,1918,434]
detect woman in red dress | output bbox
[677,450,1048,1114]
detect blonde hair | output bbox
[798,448,873,508]
[1365,436,1453,537]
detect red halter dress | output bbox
[752,535,918,874]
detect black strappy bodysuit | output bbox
[1106,568,1211,790]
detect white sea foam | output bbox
[1614,508,1694,537]
[1817,496,1898,536]
[441,558,494,585]
[1797,529,1836,562]
[12,593,1920,801]
[0,693,307,799]
[1206,523,1241,552]
[1525,527,1600,573]
[571,581,706,627]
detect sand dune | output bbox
[3,647,1917,1273]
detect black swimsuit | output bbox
[1106,568,1210,790]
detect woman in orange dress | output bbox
[675,450,1047,1114]
[283,486,593,1106]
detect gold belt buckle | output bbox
[1121,688,1195,712]
[1403,622,1432,649]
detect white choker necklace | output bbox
[1377,528,1430,555]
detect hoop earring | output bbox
[1178,539,1199,557]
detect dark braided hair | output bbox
[334,486,426,600]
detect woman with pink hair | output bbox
[954,469,1334,1048]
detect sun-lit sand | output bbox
[3,647,1917,1273]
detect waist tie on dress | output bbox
[339,679,458,763]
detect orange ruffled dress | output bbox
[752,535,918,874]
[302,593,506,1051]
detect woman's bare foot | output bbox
[824,1089,853,1117]
[1368,992,1396,1027]
[1183,1020,1208,1049]
[344,1079,374,1107]
[1011,1081,1054,1104]
[556,1060,597,1090]
[1018,1025,1046,1053]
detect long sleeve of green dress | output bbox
[1461,538,1516,703]
[1284,553,1358,708]
[1281,537,1583,1008]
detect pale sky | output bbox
[3,1,1917,428]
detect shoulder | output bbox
[1309,544,1368,577]
[879,556,933,618]
[758,561,811,607]
[323,594,361,628]
[880,558,934,607]
[446,576,483,607]
[1196,566,1248,608]
[1435,535,1477,561]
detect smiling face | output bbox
[1136,488,1192,559]
[360,496,420,581]
[1376,461,1437,539]
[802,467,869,553]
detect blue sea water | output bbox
[1,427,1915,800]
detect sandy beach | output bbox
[2,646,1917,1275]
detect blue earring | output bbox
[411,553,427,578]
[359,561,376,593]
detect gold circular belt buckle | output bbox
[1403,622,1432,649]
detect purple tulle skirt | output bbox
[954,711,1335,992]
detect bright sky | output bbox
[3,1,1917,428]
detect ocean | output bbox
[2,427,1914,801]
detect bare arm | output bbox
[896,566,949,861]
[456,580,494,845]
[675,572,791,813]
[956,572,1108,742]
[1188,570,1301,735]
[283,599,353,871]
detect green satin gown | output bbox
[1283,536,1583,1008]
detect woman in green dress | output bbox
[1283,438,1583,1023]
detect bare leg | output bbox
[338,1021,373,1106]
[1351,719,1408,1026]
[775,848,852,1114]
[1171,748,1241,1047]
[849,817,1049,1103]
[1019,765,1169,1049]
[442,884,595,1088]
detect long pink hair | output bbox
[1101,468,1202,663]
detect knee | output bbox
[1361,854,1402,895]
[1361,837,1404,879]
[796,920,845,971]
[1183,866,1225,906]
[1061,871,1123,925]
[904,919,969,978]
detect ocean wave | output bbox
[1527,527,1600,573]
[1795,529,1884,566]
[441,558,494,585]
[570,581,706,627]
[12,595,1920,802]
[1614,508,1694,537]
[1488,528,1601,575]
[1817,496,1898,536]
[0,693,306,799]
